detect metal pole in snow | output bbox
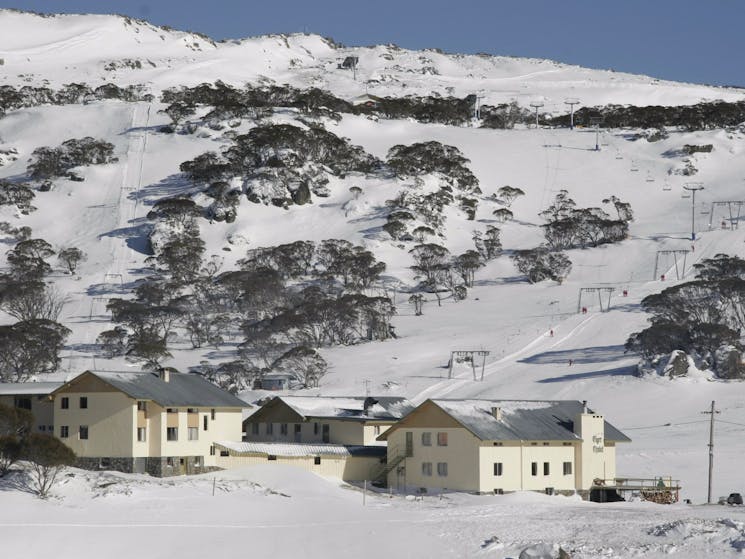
[702,400,719,504]
[363,480,367,506]
[212,477,216,496]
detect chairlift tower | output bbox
[683,182,704,241]
[564,98,580,130]
[473,94,485,121]
[529,102,544,129]
[653,250,689,280]
[577,287,615,313]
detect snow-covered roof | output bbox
[215,441,386,458]
[0,382,63,396]
[55,371,250,408]
[254,395,414,422]
[396,399,630,442]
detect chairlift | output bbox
[681,191,691,199]
[630,160,639,172]
[700,209,710,215]
[645,172,655,183]
[662,182,672,191]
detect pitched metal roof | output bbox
[62,371,249,408]
[0,381,63,395]
[215,441,386,458]
[269,395,415,421]
[430,399,630,442]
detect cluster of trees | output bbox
[407,233,501,309]
[28,137,117,180]
[0,179,36,214]
[479,101,533,129]
[0,82,151,117]
[100,226,393,390]
[626,254,745,378]
[180,123,380,208]
[546,100,745,131]
[383,141,481,239]
[0,403,76,498]
[540,191,632,250]
[161,81,496,129]
[0,238,77,381]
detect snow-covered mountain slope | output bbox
[1,10,745,504]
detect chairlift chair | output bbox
[681,191,691,199]
[646,172,655,183]
[615,150,623,160]
[662,180,672,191]
[630,160,639,172]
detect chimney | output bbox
[159,368,170,383]
[582,400,588,413]
[491,407,502,420]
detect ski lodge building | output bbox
[377,398,630,495]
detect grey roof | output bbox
[271,395,415,421]
[215,441,386,458]
[431,399,630,443]
[63,371,249,408]
[0,382,63,396]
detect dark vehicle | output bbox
[727,493,743,505]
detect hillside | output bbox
[1,9,745,510]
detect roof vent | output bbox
[159,369,170,383]
[582,400,588,413]
[491,407,502,420]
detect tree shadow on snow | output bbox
[519,344,627,365]
[537,364,636,383]
[99,220,154,256]
[129,174,203,206]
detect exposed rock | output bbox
[663,350,689,378]
[714,345,745,379]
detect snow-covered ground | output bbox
[2,10,745,558]
[4,464,745,559]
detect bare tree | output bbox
[0,281,66,322]
[23,434,76,498]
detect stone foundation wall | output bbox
[75,456,216,477]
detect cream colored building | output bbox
[214,441,385,481]
[378,399,630,495]
[50,370,248,476]
[0,382,61,434]
[244,396,414,446]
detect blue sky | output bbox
[7,1,744,86]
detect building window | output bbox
[494,462,503,476]
[61,397,69,409]
[137,401,147,411]
[374,425,381,435]
[268,455,277,461]
[79,426,89,440]
[493,442,503,446]
[219,450,229,457]
[563,462,573,475]
[39,425,46,432]
[267,423,274,435]
[80,397,88,409]
[437,432,448,446]
[188,427,198,441]
[210,445,215,456]
[211,409,216,420]
[531,462,538,476]
[60,426,69,438]
[166,457,174,467]
[421,432,432,446]
[422,462,432,476]
[137,427,146,442]
[405,432,413,457]
[251,423,259,435]
[194,456,202,467]
[15,397,31,410]
[280,423,288,436]
[99,458,111,469]
[187,408,197,414]
[167,408,177,414]
[47,425,53,432]
[203,416,209,431]
[167,427,178,441]
[322,424,330,443]
[437,462,448,477]
[313,423,319,435]
[314,456,321,465]
[294,424,301,435]
[543,442,550,446]
[543,462,550,476]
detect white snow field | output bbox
[2,9,745,558]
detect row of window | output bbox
[60,425,87,439]
[60,397,87,410]
[420,432,448,447]
[527,461,573,476]
[254,422,332,443]
[166,427,200,441]
[421,462,448,477]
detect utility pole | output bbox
[702,400,720,504]
[589,116,603,151]
[684,182,704,241]
[564,98,580,129]
[529,102,544,129]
